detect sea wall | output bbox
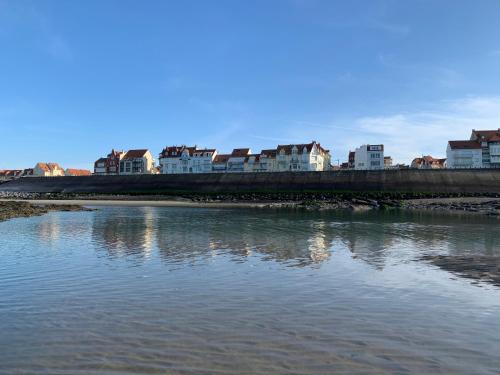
[1,169,500,195]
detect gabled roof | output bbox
[448,140,482,150]
[160,145,197,158]
[471,129,500,142]
[260,149,277,157]
[35,162,63,172]
[276,141,329,155]
[123,149,149,159]
[231,148,251,157]
[0,170,22,177]
[213,154,231,163]
[65,169,92,176]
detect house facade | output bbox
[33,162,65,177]
[469,129,500,168]
[94,149,124,175]
[227,148,252,172]
[275,142,330,172]
[411,155,446,169]
[119,149,156,175]
[353,144,384,170]
[157,142,330,174]
[446,141,483,168]
[159,146,217,174]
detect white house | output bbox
[469,129,500,168]
[353,144,384,170]
[159,146,217,174]
[212,154,230,173]
[33,162,65,177]
[227,148,252,172]
[119,149,156,175]
[275,142,330,172]
[446,141,483,169]
[243,149,278,173]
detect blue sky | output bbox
[1,0,500,169]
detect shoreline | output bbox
[1,195,500,216]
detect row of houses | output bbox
[446,129,500,169]
[0,163,91,181]
[92,141,331,175]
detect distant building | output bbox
[384,156,393,168]
[22,168,34,177]
[159,141,331,174]
[0,170,23,181]
[159,146,217,174]
[65,168,92,176]
[94,149,125,175]
[227,148,252,172]
[353,144,384,170]
[244,149,278,173]
[119,149,155,175]
[212,154,231,173]
[33,162,65,177]
[446,129,500,169]
[446,141,483,169]
[348,151,355,169]
[469,129,500,168]
[411,155,446,169]
[276,141,330,172]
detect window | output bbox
[120,162,124,173]
[125,162,131,173]
[370,161,380,166]
[371,153,380,159]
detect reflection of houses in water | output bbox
[36,214,61,244]
[91,207,156,260]
[155,212,335,267]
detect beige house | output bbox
[119,149,156,175]
[33,162,65,177]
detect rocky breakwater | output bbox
[0,201,93,222]
[403,197,500,216]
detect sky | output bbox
[1,0,500,169]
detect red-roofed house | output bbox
[446,140,482,168]
[227,148,252,172]
[119,149,155,175]
[470,129,500,168]
[0,170,23,181]
[33,162,65,177]
[411,155,446,169]
[94,149,125,175]
[65,168,92,176]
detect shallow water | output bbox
[1,206,500,374]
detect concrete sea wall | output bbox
[1,169,500,195]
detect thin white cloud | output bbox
[282,96,500,165]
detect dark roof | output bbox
[231,148,251,157]
[123,149,149,159]
[448,140,482,150]
[276,141,329,155]
[213,154,231,163]
[471,129,500,141]
[260,149,277,157]
[160,145,198,158]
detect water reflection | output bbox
[89,207,500,275]
[91,207,156,260]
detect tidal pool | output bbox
[1,206,499,374]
